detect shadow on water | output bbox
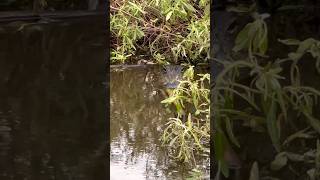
[0,16,107,179]
[110,66,209,180]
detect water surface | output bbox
[110,66,209,180]
[0,16,107,180]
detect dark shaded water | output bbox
[110,66,210,180]
[0,17,107,179]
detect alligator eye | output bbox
[162,66,167,72]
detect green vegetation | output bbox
[110,0,210,178]
[161,66,210,160]
[214,6,320,179]
[110,0,209,64]
[161,65,210,178]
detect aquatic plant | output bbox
[233,12,269,57]
[110,0,209,64]
[213,11,320,179]
[161,66,210,167]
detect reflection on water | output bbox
[110,66,209,180]
[0,17,107,180]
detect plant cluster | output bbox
[110,0,209,64]
[213,12,320,179]
[160,66,210,174]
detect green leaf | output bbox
[266,95,281,151]
[225,117,240,147]
[169,136,178,146]
[214,131,229,177]
[286,152,304,162]
[283,128,314,146]
[233,38,249,52]
[297,38,315,54]
[187,113,192,129]
[270,152,288,171]
[166,11,173,21]
[288,52,302,61]
[233,24,251,52]
[161,95,179,104]
[259,27,268,54]
[302,110,320,134]
[183,2,196,12]
[128,1,146,14]
[276,88,287,120]
[278,39,301,45]
[253,27,261,53]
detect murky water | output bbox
[110,66,210,180]
[0,14,209,180]
[0,16,107,179]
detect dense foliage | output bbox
[213,2,320,179]
[161,66,210,178]
[110,0,210,64]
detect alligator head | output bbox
[162,65,183,89]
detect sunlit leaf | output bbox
[183,2,196,12]
[166,11,173,21]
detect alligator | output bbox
[162,65,183,89]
